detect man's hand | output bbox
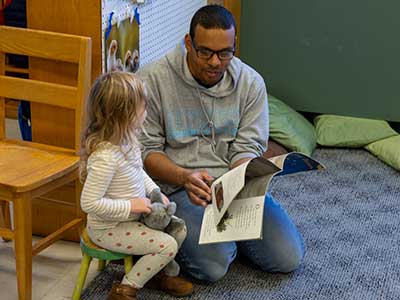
[181,170,213,207]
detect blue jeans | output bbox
[169,189,304,282]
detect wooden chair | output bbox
[0,25,91,300]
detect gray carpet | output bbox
[81,148,400,300]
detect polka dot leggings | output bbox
[87,221,186,288]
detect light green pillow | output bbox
[268,94,316,156]
[365,135,400,171]
[314,115,398,147]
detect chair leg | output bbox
[72,253,93,300]
[98,259,106,271]
[0,201,12,242]
[124,256,133,274]
[13,194,32,300]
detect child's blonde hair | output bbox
[80,71,147,181]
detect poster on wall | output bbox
[105,17,139,73]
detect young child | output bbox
[80,72,193,300]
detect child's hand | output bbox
[161,193,170,206]
[130,198,152,214]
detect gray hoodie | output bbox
[138,42,269,194]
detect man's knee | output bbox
[261,246,304,273]
[178,243,236,282]
[194,258,231,282]
[278,248,304,273]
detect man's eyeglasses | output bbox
[191,41,235,61]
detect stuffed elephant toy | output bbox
[141,188,185,237]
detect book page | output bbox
[199,196,265,245]
[210,160,251,225]
[268,152,325,176]
[236,174,275,200]
[245,156,280,178]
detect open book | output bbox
[199,152,325,245]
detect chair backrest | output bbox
[0,25,91,154]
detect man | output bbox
[138,5,304,282]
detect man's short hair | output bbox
[190,5,236,40]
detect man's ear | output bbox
[184,34,192,53]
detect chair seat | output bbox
[80,229,129,261]
[0,139,79,192]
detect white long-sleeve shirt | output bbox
[81,142,158,230]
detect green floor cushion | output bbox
[365,135,400,171]
[314,115,398,147]
[268,94,316,156]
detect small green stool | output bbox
[72,229,133,300]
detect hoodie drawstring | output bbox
[197,89,216,152]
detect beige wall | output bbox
[207,0,224,5]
